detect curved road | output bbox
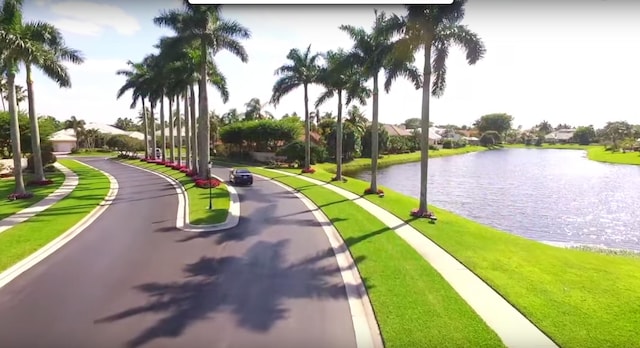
[0,158,359,348]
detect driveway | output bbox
[0,158,358,348]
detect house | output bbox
[464,136,480,146]
[414,127,442,145]
[155,127,187,145]
[382,124,413,137]
[545,129,576,143]
[49,122,137,153]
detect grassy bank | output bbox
[312,146,487,174]
[122,160,230,225]
[0,170,66,219]
[219,159,640,347]
[504,143,640,165]
[250,168,503,347]
[0,159,111,272]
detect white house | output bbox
[49,122,139,153]
[544,129,576,143]
[414,127,442,145]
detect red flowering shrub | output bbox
[301,167,316,174]
[410,208,438,221]
[139,158,147,162]
[8,192,33,201]
[171,163,185,170]
[27,179,54,186]
[363,187,384,195]
[194,178,221,189]
[183,169,196,177]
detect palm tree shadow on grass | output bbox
[94,239,366,348]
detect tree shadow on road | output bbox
[94,239,365,348]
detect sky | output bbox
[13,0,640,130]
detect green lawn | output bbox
[316,146,487,174]
[122,160,230,225]
[218,159,640,348]
[249,168,503,347]
[0,159,111,272]
[505,143,640,165]
[0,169,66,220]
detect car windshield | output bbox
[236,169,250,174]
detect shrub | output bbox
[442,139,455,149]
[26,151,57,170]
[276,140,325,164]
[479,131,502,147]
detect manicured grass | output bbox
[249,168,504,347]
[316,146,487,174]
[586,146,640,165]
[0,159,111,272]
[218,159,640,348]
[505,143,640,165]
[122,160,230,225]
[0,169,66,219]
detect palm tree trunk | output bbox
[336,89,343,181]
[370,73,379,192]
[184,90,190,169]
[303,83,311,170]
[7,69,26,195]
[26,64,45,181]
[189,84,198,174]
[198,42,210,177]
[160,97,166,162]
[168,96,174,163]
[418,42,433,212]
[150,103,157,160]
[142,99,149,158]
[176,95,182,166]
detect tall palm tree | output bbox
[23,22,84,181]
[341,10,422,192]
[401,2,485,214]
[154,2,251,176]
[3,84,26,110]
[116,60,152,158]
[315,49,371,181]
[270,45,321,171]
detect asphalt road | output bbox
[0,158,358,348]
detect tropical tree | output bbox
[63,116,85,149]
[222,108,242,124]
[244,97,272,120]
[345,105,368,136]
[154,2,251,176]
[315,49,370,181]
[400,1,486,214]
[116,60,152,158]
[270,44,321,171]
[3,84,25,110]
[22,21,83,181]
[340,10,422,192]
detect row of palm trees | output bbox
[117,1,250,177]
[269,2,485,213]
[121,1,484,214]
[1,0,84,195]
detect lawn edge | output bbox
[253,172,384,348]
[0,159,118,289]
[114,159,240,231]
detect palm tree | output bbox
[341,10,422,192]
[401,2,485,214]
[23,22,84,181]
[222,108,242,124]
[3,84,26,110]
[345,104,368,136]
[244,97,273,120]
[116,60,152,158]
[63,116,85,149]
[315,49,371,181]
[154,2,251,176]
[0,76,6,111]
[270,45,321,171]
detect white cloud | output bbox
[50,18,103,36]
[49,1,141,36]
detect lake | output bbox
[356,148,640,251]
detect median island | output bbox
[120,158,230,225]
[218,159,640,348]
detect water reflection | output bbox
[357,149,640,251]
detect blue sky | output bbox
[15,0,640,129]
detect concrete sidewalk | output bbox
[0,163,79,234]
[267,168,558,348]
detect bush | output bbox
[442,139,455,149]
[276,140,325,164]
[480,131,502,147]
[361,125,389,158]
[26,151,57,170]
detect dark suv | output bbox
[229,168,253,186]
